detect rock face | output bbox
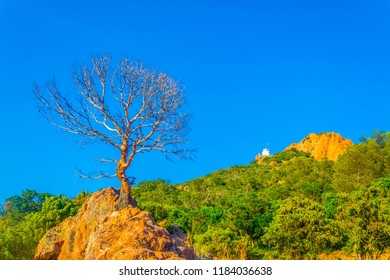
[285,132,353,161]
[34,188,194,260]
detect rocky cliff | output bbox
[34,188,194,260]
[285,132,353,161]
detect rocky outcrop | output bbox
[285,132,353,161]
[34,188,194,260]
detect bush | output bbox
[335,176,390,259]
[262,197,340,259]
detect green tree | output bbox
[359,130,389,148]
[1,189,50,221]
[194,227,251,259]
[333,134,389,192]
[0,191,85,259]
[262,197,340,259]
[335,176,390,259]
[25,195,79,244]
[278,156,334,199]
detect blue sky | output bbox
[0,0,389,203]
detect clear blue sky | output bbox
[1,0,389,203]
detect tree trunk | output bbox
[118,186,137,209]
[116,162,137,209]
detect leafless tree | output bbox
[34,55,193,208]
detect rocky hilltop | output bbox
[285,132,353,161]
[34,188,194,260]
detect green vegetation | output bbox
[132,131,390,259]
[335,177,390,259]
[0,190,89,259]
[1,131,389,259]
[333,131,390,192]
[262,196,340,259]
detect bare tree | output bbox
[34,55,192,208]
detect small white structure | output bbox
[255,147,271,161]
[262,148,270,157]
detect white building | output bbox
[262,148,270,156]
[255,148,271,161]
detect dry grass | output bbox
[317,250,390,260]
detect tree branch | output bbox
[35,55,194,200]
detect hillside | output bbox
[1,131,390,260]
[133,131,390,259]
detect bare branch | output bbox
[95,157,119,164]
[35,55,194,207]
[76,168,117,180]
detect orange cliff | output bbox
[34,188,194,260]
[285,132,353,161]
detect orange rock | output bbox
[285,132,353,161]
[34,188,194,260]
[256,156,264,165]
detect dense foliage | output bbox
[0,190,89,259]
[1,131,389,259]
[333,131,390,192]
[132,131,390,259]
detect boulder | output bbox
[34,187,194,260]
[285,132,353,161]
